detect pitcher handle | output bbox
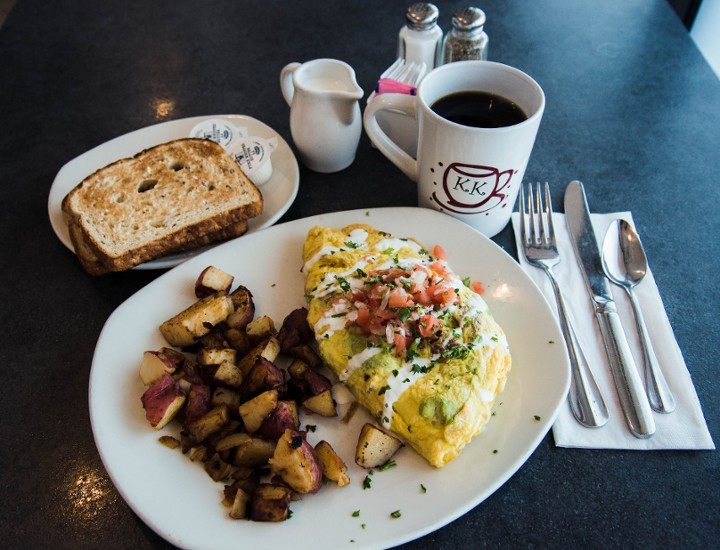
[280,62,302,107]
[363,94,418,182]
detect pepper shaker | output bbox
[398,3,443,70]
[442,6,489,63]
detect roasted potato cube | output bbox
[205,452,233,481]
[237,337,281,377]
[255,401,300,439]
[140,373,186,429]
[287,344,323,368]
[223,327,250,353]
[159,294,233,347]
[197,347,237,366]
[238,389,278,433]
[233,435,277,468]
[184,405,229,444]
[245,315,276,342]
[183,384,211,426]
[195,266,234,298]
[277,307,313,352]
[229,487,252,519]
[210,387,241,411]
[269,429,323,494]
[213,360,243,388]
[315,440,350,487]
[226,285,255,329]
[303,389,337,417]
[355,423,403,468]
[242,357,284,397]
[251,484,292,522]
[139,350,179,386]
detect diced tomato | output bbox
[433,245,447,261]
[471,280,485,295]
[430,284,459,306]
[418,314,442,338]
[393,332,407,355]
[388,287,414,308]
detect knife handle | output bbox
[595,302,656,438]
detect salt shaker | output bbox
[398,3,443,70]
[442,6,489,63]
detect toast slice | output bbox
[61,138,263,275]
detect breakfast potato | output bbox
[139,350,179,385]
[184,405,230,444]
[303,389,337,417]
[237,337,281,377]
[140,373,186,429]
[315,440,349,487]
[229,486,252,519]
[241,357,285,397]
[277,307,314,352]
[223,327,251,354]
[269,429,323,494]
[213,360,243,388]
[238,389,278,433]
[255,401,300,439]
[183,384,212,425]
[205,452,233,482]
[245,315,277,342]
[195,265,235,298]
[355,423,403,469]
[232,435,277,468]
[287,343,323,368]
[197,347,237,366]
[226,285,255,329]
[250,484,293,522]
[159,294,234,347]
[211,387,241,411]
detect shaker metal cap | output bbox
[452,6,486,30]
[405,3,439,30]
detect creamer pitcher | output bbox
[280,59,363,173]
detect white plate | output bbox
[48,115,299,270]
[90,207,570,550]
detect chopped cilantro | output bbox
[363,475,372,489]
[390,510,402,519]
[378,385,391,395]
[379,460,397,471]
[335,275,351,292]
[534,415,542,421]
[305,424,317,432]
[345,240,361,249]
[420,484,427,493]
[352,510,360,517]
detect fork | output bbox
[519,183,609,428]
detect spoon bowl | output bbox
[602,219,675,413]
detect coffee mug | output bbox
[364,60,545,237]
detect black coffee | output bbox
[430,90,528,128]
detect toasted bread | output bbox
[61,138,263,275]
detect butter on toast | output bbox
[61,138,263,275]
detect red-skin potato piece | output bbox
[288,344,323,368]
[302,369,332,396]
[302,389,337,417]
[238,389,278,434]
[226,285,255,330]
[139,350,179,386]
[242,357,284,398]
[315,440,350,487]
[140,373,186,429]
[195,266,235,298]
[184,405,230,444]
[250,484,293,522]
[255,401,300,440]
[269,429,323,494]
[277,307,313,353]
[183,384,212,426]
[237,337,281,378]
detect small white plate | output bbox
[48,115,299,270]
[90,207,570,550]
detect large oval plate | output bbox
[89,207,570,549]
[48,114,299,269]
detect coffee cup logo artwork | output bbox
[429,162,516,215]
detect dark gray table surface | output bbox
[1,0,717,548]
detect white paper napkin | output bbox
[511,211,715,450]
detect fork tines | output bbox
[520,182,555,247]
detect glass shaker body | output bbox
[442,7,489,63]
[398,3,443,70]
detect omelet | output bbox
[303,224,511,468]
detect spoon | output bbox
[602,219,676,413]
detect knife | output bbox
[564,180,655,439]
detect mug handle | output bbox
[280,62,301,107]
[363,94,418,182]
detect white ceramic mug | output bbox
[364,60,545,237]
[280,59,364,173]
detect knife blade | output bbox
[564,180,655,439]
